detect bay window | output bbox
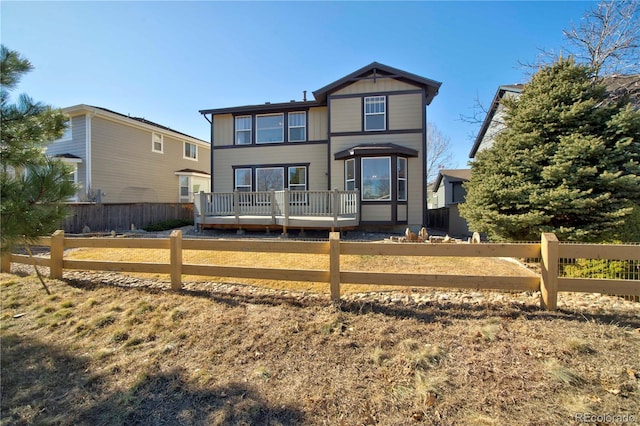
[361,157,391,201]
[397,157,407,201]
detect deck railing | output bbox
[195,189,359,226]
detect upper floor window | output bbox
[364,96,386,131]
[184,142,197,160]
[152,133,164,153]
[256,114,284,144]
[235,116,252,145]
[288,112,306,142]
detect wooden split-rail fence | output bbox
[2,231,638,310]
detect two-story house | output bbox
[46,105,211,203]
[198,62,441,231]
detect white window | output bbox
[60,119,73,141]
[256,114,284,144]
[179,176,190,202]
[235,116,252,145]
[235,168,252,192]
[288,166,306,191]
[361,157,391,201]
[397,157,407,201]
[184,142,197,160]
[345,158,355,191]
[152,133,163,153]
[364,96,386,131]
[256,167,284,191]
[288,112,306,142]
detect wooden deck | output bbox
[194,189,360,232]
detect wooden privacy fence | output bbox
[61,203,194,234]
[2,232,638,311]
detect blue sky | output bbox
[2,1,596,168]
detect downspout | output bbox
[202,113,214,191]
[422,91,428,227]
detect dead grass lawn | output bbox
[1,272,639,425]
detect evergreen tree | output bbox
[460,58,640,242]
[1,46,76,263]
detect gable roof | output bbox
[468,84,523,158]
[313,61,442,105]
[433,168,471,191]
[63,104,209,145]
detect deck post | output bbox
[196,191,205,229]
[270,190,276,224]
[233,191,240,225]
[332,189,339,229]
[329,231,341,301]
[170,229,182,290]
[540,232,559,310]
[355,189,361,223]
[282,189,290,236]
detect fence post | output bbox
[329,231,341,301]
[170,230,182,290]
[332,189,340,229]
[50,230,65,279]
[1,251,10,273]
[540,232,559,310]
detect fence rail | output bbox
[2,232,638,311]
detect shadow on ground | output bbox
[1,334,304,426]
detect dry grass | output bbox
[62,246,536,294]
[2,272,639,425]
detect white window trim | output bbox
[152,132,164,153]
[288,166,307,190]
[364,96,386,132]
[235,115,252,145]
[361,156,392,201]
[288,111,307,142]
[397,157,407,202]
[234,168,252,192]
[183,141,198,161]
[345,158,355,191]
[256,113,284,144]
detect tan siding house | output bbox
[199,62,441,230]
[45,105,210,203]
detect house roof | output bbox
[468,84,523,159]
[174,168,210,176]
[433,168,471,191]
[313,61,442,105]
[199,100,318,116]
[200,62,442,116]
[334,143,419,159]
[63,104,209,145]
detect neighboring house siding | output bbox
[475,98,508,154]
[45,115,87,198]
[212,144,327,192]
[91,116,210,203]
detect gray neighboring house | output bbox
[45,105,211,203]
[431,169,472,237]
